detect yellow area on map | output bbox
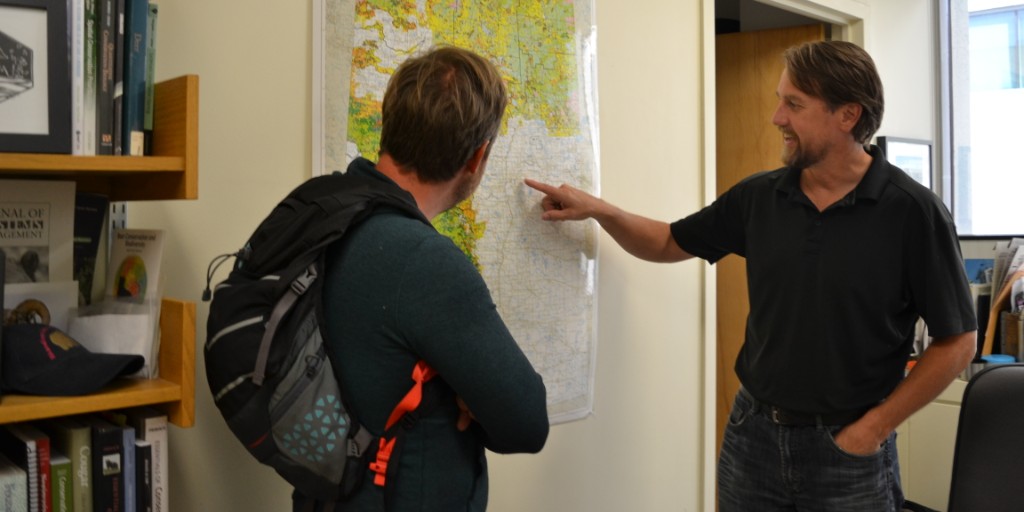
[346,0,578,268]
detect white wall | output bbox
[138,1,315,510]
[133,0,708,510]
[869,0,937,143]
[126,0,940,510]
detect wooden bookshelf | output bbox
[0,299,196,427]
[0,75,199,201]
[0,75,199,427]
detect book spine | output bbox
[0,454,27,512]
[147,421,165,512]
[25,440,37,512]
[97,0,116,155]
[121,0,148,156]
[0,427,37,512]
[89,422,123,512]
[112,0,126,156]
[120,428,134,512]
[132,443,150,512]
[71,0,86,155]
[71,428,93,512]
[142,1,158,155]
[83,0,99,156]
[125,411,165,512]
[49,456,71,512]
[0,252,4,375]
[34,436,50,512]
[74,192,111,308]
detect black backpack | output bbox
[203,170,436,502]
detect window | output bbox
[941,0,1024,237]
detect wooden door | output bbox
[715,24,825,456]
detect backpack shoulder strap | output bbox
[368,360,437,488]
[233,171,430,274]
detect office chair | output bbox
[947,363,1024,512]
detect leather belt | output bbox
[738,387,870,426]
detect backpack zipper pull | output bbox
[305,351,325,378]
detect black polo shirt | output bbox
[672,145,976,414]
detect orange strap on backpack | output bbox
[369,360,437,487]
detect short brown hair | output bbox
[783,41,884,144]
[379,46,508,183]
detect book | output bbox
[142,2,158,155]
[83,0,100,156]
[121,0,149,156]
[81,416,123,512]
[107,229,163,303]
[131,442,150,512]
[118,428,134,512]
[96,413,133,512]
[48,453,71,512]
[120,409,164,512]
[71,0,87,155]
[1,249,4,400]
[0,424,40,512]
[12,425,50,512]
[38,418,92,512]
[97,0,117,155]
[74,193,111,307]
[112,0,126,156]
[0,180,76,284]
[0,452,27,512]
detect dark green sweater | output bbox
[320,160,549,511]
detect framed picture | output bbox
[877,136,932,190]
[0,0,70,154]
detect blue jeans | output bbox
[718,390,903,512]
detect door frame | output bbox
[698,1,868,509]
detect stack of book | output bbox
[0,407,169,512]
[72,0,160,156]
[981,239,1024,360]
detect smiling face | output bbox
[771,68,847,170]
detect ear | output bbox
[462,141,490,176]
[838,103,863,133]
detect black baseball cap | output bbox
[2,323,145,396]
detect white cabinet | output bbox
[896,378,968,511]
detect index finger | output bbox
[523,178,558,195]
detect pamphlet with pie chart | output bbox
[108,228,164,303]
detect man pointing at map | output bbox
[525,40,975,511]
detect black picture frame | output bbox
[0,0,70,154]
[877,136,933,190]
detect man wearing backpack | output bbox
[296,46,549,511]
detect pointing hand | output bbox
[523,178,599,221]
